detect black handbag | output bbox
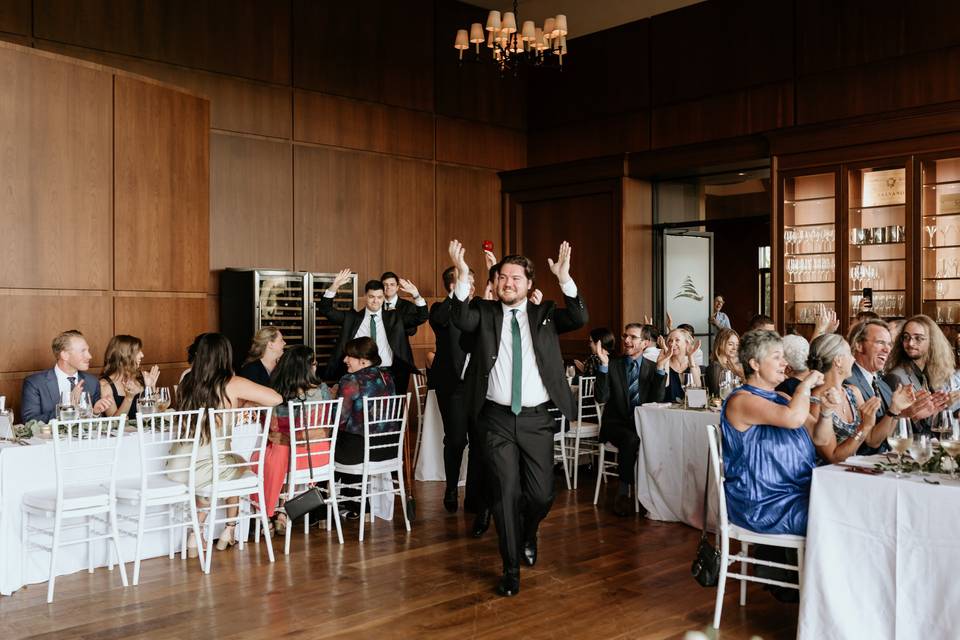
[281,412,326,522]
[691,450,722,587]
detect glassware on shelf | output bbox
[927,224,939,248]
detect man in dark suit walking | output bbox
[318,269,427,394]
[448,239,587,597]
[21,329,114,423]
[595,323,670,516]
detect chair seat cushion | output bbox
[194,471,258,497]
[566,421,600,434]
[116,477,190,500]
[729,523,806,547]
[23,486,110,511]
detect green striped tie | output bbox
[511,309,522,415]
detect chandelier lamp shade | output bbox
[454,0,568,74]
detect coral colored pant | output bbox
[251,441,331,517]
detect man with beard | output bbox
[448,239,587,597]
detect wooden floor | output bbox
[0,473,797,640]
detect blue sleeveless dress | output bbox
[720,384,816,536]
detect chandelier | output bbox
[454,1,568,75]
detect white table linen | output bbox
[414,390,466,484]
[634,406,718,530]
[798,462,960,640]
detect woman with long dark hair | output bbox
[99,334,160,418]
[252,345,332,534]
[167,333,281,555]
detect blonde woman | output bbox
[99,335,160,418]
[663,328,703,403]
[706,328,743,395]
[238,327,286,386]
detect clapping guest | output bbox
[21,329,114,422]
[663,329,703,402]
[99,335,161,418]
[573,328,615,380]
[706,328,743,395]
[238,327,285,387]
[776,334,812,396]
[677,323,705,366]
[252,345,332,535]
[169,333,282,555]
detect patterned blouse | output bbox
[337,367,396,435]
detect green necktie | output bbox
[370,314,377,343]
[511,309,522,415]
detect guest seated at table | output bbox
[595,323,670,516]
[169,333,282,555]
[98,335,160,418]
[746,314,776,332]
[21,329,114,422]
[573,327,615,381]
[706,328,743,395]
[178,333,205,384]
[252,345,332,535]
[238,327,286,387]
[676,323,705,366]
[640,324,662,363]
[775,334,812,396]
[662,329,703,403]
[333,337,396,519]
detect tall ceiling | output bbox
[465,0,704,38]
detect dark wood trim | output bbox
[626,135,769,180]
[498,155,626,193]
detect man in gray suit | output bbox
[21,330,113,422]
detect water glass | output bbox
[909,434,933,476]
[77,392,94,419]
[886,418,913,477]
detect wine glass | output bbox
[927,224,938,247]
[909,434,933,477]
[155,387,172,412]
[77,392,93,419]
[940,412,960,480]
[887,418,913,477]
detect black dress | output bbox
[105,379,139,418]
[238,359,271,386]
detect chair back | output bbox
[577,376,601,423]
[705,424,729,531]
[362,393,410,464]
[547,404,566,436]
[136,409,205,490]
[50,416,126,500]
[206,406,274,484]
[287,398,342,484]
[411,371,428,424]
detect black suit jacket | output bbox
[595,356,666,439]
[428,297,467,395]
[318,296,427,379]
[451,290,588,422]
[386,297,428,337]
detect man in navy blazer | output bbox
[21,330,113,422]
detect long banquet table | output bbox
[634,405,718,530]
[414,390,466,484]
[798,460,960,640]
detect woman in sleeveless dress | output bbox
[99,335,160,418]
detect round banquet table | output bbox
[414,390,467,484]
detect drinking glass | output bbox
[927,224,938,247]
[940,412,960,480]
[682,372,695,409]
[56,391,77,422]
[137,389,157,416]
[887,418,913,477]
[909,434,933,477]
[155,387,172,412]
[77,392,93,419]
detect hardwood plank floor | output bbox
[0,474,798,639]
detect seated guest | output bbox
[883,314,955,434]
[21,329,113,422]
[169,333,282,555]
[573,327,616,381]
[640,324,662,363]
[776,334,811,396]
[252,345,332,534]
[178,333,205,384]
[238,327,285,386]
[677,323,705,366]
[706,328,743,395]
[333,338,397,518]
[99,335,160,418]
[721,330,829,537]
[747,314,776,332]
[595,323,670,515]
[662,328,703,402]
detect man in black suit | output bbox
[21,329,114,422]
[448,239,588,597]
[595,323,670,516]
[381,271,429,338]
[318,269,427,394]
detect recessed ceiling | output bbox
[464,0,704,38]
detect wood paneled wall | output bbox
[0,42,210,414]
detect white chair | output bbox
[277,398,344,553]
[115,409,206,584]
[21,416,128,602]
[593,440,642,513]
[197,406,275,572]
[547,405,572,491]
[564,376,602,489]
[335,393,411,541]
[705,424,805,630]
[410,371,428,469]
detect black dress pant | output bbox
[599,419,640,484]
[480,400,555,572]
[438,385,490,512]
[464,414,489,513]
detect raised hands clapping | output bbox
[547,241,572,284]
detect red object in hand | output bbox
[483,240,494,253]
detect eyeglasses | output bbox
[902,333,927,344]
[622,333,642,340]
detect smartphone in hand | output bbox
[862,287,873,309]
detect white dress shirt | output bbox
[642,346,660,363]
[54,364,79,399]
[351,308,394,367]
[384,294,426,310]
[455,279,578,408]
[854,362,876,389]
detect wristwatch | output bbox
[884,407,901,418]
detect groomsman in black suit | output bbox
[448,239,588,597]
[318,269,427,394]
[381,271,428,338]
[594,323,671,516]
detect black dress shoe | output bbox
[521,537,538,567]
[613,493,632,517]
[471,509,491,538]
[443,488,458,513]
[495,571,520,597]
